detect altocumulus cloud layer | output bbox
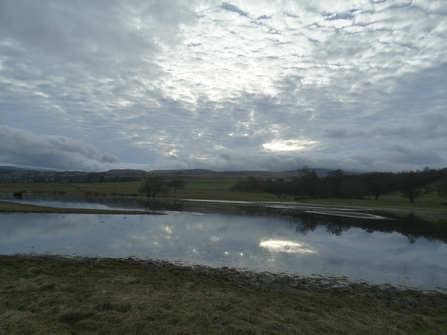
[1,0,446,172]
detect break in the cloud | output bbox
[1,0,446,172]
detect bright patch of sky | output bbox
[0,0,446,172]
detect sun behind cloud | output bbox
[262,139,319,152]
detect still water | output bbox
[1,207,446,291]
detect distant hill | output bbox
[0,165,363,178]
[105,169,146,175]
[218,171,284,177]
[0,166,40,174]
[148,170,298,177]
[149,169,215,175]
[217,168,361,178]
[145,169,360,178]
[279,168,360,178]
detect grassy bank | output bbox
[1,255,446,335]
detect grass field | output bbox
[2,177,447,212]
[0,181,143,198]
[1,255,446,335]
[0,178,281,202]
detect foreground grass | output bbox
[0,256,446,335]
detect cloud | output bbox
[0,1,446,173]
[221,2,248,17]
[0,125,120,171]
[382,145,443,166]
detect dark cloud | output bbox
[383,145,443,166]
[0,126,120,171]
[221,3,248,17]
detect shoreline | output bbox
[2,254,444,294]
[1,255,446,334]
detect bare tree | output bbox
[362,172,393,200]
[400,172,428,203]
[167,178,187,193]
[326,169,345,197]
[284,168,295,182]
[297,166,319,196]
[139,175,166,198]
[401,187,426,203]
[437,179,447,198]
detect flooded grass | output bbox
[0,255,446,335]
[0,201,161,215]
[299,195,447,213]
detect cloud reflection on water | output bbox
[0,212,446,291]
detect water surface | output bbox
[1,211,446,291]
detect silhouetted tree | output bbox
[362,172,394,200]
[139,175,166,198]
[296,166,319,196]
[167,178,187,193]
[341,177,367,199]
[400,172,427,203]
[437,179,447,198]
[284,168,295,182]
[326,169,345,197]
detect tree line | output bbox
[139,175,187,198]
[0,171,142,184]
[231,166,447,203]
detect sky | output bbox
[1,0,446,173]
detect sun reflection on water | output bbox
[260,240,316,254]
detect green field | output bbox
[2,177,447,212]
[0,178,281,202]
